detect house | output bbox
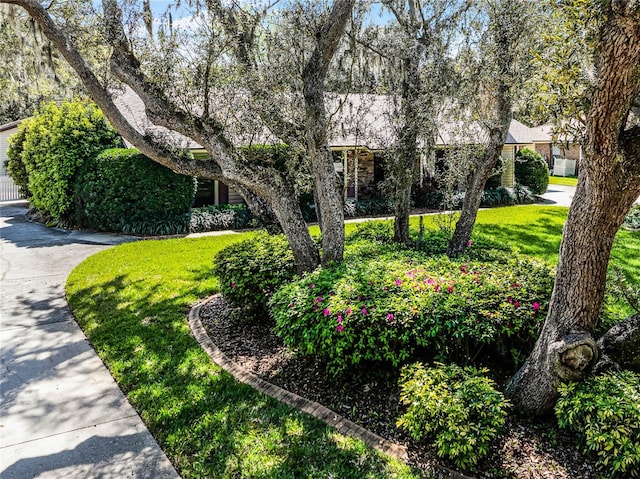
[0,120,22,201]
[529,123,581,176]
[113,87,553,206]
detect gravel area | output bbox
[200,295,597,478]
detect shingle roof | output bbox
[113,87,541,151]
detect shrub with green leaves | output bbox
[623,204,640,230]
[397,362,509,470]
[269,251,553,373]
[213,232,297,315]
[75,148,195,234]
[515,148,549,195]
[555,370,640,478]
[190,204,256,232]
[19,99,121,224]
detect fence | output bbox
[0,175,22,201]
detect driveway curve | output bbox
[0,202,179,479]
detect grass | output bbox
[66,234,421,479]
[548,175,578,186]
[66,205,639,478]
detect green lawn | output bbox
[548,175,579,186]
[66,234,420,479]
[66,205,639,478]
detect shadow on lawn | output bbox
[67,273,415,479]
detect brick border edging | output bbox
[188,294,409,462]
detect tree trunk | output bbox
[595,313,640,373]
[505,177,640,414]
[506,3,640,414]
[393,54,420,245]
[302,0,354,266]
[447,103,512,257]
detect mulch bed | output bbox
[199,295,597,478]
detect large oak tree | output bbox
[506,0,640,415]
[1,0,354,273]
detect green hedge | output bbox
[515,148,549,195]
[269,251,554,374]
[75,148,195,234]
[18,100,121,224]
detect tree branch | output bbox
[0,0,224,179]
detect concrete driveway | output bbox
[0,202,179,479]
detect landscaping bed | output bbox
[200,294,597,479]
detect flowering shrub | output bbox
[555,370,640,478]
[397,362,509,470]
[269,251,553,373]
[213,232,296,316]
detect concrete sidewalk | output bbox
[0,202,179,479]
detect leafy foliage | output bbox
[19,99,121,224]
[514,148,549,194]
[213,232,297,316]
[624,205,640,230]
[5,122,31,198]
[190,204,256,232]
[556,370,640,478]
[75,148,195,234]
[270,250,553,374]
[397,362,509,470]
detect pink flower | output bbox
[289,302,295,308]
[337,324,344,333]
[362,307,368,315]
[447,285,454,294]
[315,296,323,303]
[309,283,314,289]
[387,313,394,322]
[383,286,388,291]
[330,291,335,296]
[460,265,468,274]
[434,284,441,293]
[514,301,520,309]
[324,308,331,316]
[231,282,236,289]
[337,315,343,323]
[507,296,513,304]
[533,301,541,311]
[427,278,434,285]
[395,279,402,286]
[467,240,473,247]
[345,307,352,316]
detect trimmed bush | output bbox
[556,370,640,478]
[19,100,121,224]
[269,251,553,374]
[75,148,195,234]
[213,232,297,315]
[190,204,256,232]
[515,148,549,195]
[5,124,31,198]
[397,362,509,470]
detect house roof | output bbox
[113,87,542,152]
